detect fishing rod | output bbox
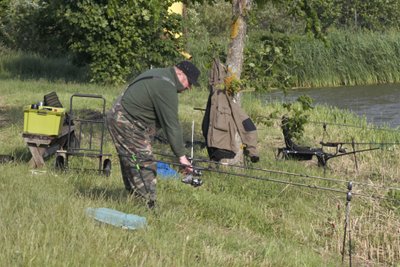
[117,150,400,203]
[153,158,348,194]
[181,120,203,187]
[319,146,381,160]
[153,151,400,192]
[253,117,400,148]
[256,116,400,132]
[150,157,400,203]
[309,123,400,146]
[321,141,400,146]
[308,120,400,133]
[319,130,400,147]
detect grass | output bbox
[291,29,400,88]
[0,51,400,266]
[0,47,89,83]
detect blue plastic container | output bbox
[86,207,147,230]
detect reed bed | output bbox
[292,30,400,88]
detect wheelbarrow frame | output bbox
[55,93,111,176]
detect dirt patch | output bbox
[75,109,104,121]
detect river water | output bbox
[268,83,400,128]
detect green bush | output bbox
[243,32,296,92]
[64,1,183,84]
[0,1,69,57]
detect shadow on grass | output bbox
[76,185,129,203]
[1,54,89,83]
[12,146,32,163]
[75,183,150,210]
[0,147,32,165]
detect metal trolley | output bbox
[55,93,112,176]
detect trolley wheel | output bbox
[55,155,66,170]
[103,159,111,177]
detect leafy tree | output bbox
[0,1,187,84]
[336,0,400,30]
[0,0,11,47]
[243,32,296,92]
[64,0,183,84]
[0,0,69,56]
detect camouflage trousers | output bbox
[106,97,157,202]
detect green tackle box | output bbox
[23,106,66,136]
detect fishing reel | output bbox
[181,168,203,187]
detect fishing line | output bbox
[321,141,400,146]
[308,120,400,133]
[256,116,400,132]
[152,158,348,194]
[153,151,400,192]
[117,151,400,203]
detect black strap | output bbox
[127,75,175,88]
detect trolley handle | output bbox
[71,93,104,99]
[69,93,107,114]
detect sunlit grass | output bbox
[0,51,399,265]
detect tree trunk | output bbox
[226,0,251,83]
[224,0,252,165]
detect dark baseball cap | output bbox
[176,61,201,86]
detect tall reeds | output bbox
[0,48,89,83]
[292,30,400,88]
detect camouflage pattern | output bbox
[106,97,157,202]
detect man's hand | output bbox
[179,155,193,174]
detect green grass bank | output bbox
[0,77,400,265]
[0,49,400,265]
